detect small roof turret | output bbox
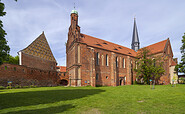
[71,10,78,15]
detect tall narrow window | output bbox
[96,52,99,65]
[116,57,118,67]
[123,58,125,68]
[102,55,104,66]
[135,61,138,69]
[96,73,99,80]
[106,54,109,66]
[120,57,122,68]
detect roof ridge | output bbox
[81,33,136,52]
[143,38,168,49]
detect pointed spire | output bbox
[131,17,140,51]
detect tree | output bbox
[0,1,10,65]
[3,55,19,64]
[135,48,165,85]
[0,0,17,65]
[175,33,185,73]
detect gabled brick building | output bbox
[18,32,57,71]
[0,32,59,87]
[66,10,177,87]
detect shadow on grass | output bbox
[0,89,105,110]
[6,104,75,114]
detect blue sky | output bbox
[2,0,185,66]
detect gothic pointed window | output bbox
[123,58,125,68]
[102,55,104,66]
[96,52,99,65]
[116,56,118,67]
[106,54,109,66]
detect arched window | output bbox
[120,57,122,68]
[123,58,125,68]
[106,54,109,66]
[116,56,118,67]
[96,52,99,65]
[102,55,104,66]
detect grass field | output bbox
[0,85,185,114]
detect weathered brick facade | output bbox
[20,52,56,71]
[0,10,177,87]
[66,10,176,87]
[0,63,59,87]
[18,32,57,71]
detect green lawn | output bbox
[0,85,185,114]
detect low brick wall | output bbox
[0,63,59,87]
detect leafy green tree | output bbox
[175,33,185,73]
[135,48,165,84]
[0,1,10,65]
[4,55,19,65]
[0,0,17,65]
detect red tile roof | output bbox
[57,66,66,72]
[80,34,137,57]
[141,39,168,55]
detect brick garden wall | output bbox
[0,63,59,87]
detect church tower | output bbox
[131,18,140,51]
[66,9,82,87]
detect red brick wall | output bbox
[21,52,56,71]
[0,63,59,87]
[79,44,137,86]
[67,41,170,87]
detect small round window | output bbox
[106,76,108,79]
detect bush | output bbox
[15,85,21,88]
[23,86,29,88]
[6,86,12,89]
[30,85,37,88]
[0,86,5,89]
[179,77,185,84]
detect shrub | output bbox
[15,85,21,88]
[6,86,12,89]
[23,86,29,88]
[179,77,185,84]
[30,85,37,88]
[0,86,5,89]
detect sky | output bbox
[1,0,185,66]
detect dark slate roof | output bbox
[132,18,140,44]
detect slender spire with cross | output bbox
[131,17,140,51]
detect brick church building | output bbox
[66,9,177,87]
[0,9,177,87]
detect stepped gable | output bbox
[80,33,137,57]
[139,39,168,55]
[21,32,56,62]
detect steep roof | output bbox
[131,18,140,51]
[80,34,137,57]
[20,32,56,62]
[141,39,168,55]
[132,19,139,43]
